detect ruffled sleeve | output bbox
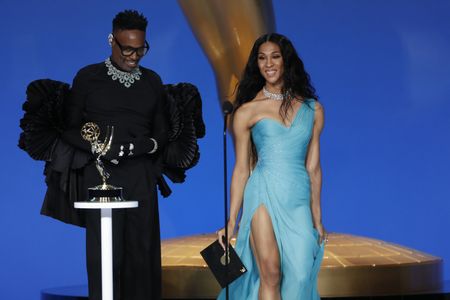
[18,79,89,227]
[157,83,205,197]
[19,79,69,161]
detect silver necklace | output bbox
[263,86,284,101]
[105,57,142,88]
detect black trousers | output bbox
[85,193,162,300]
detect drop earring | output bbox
[108,33,113,46]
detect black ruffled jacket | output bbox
[19,64,205,227]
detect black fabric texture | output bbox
[61,61,168,300]
[19,79,69,161]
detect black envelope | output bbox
[200,239,247,288]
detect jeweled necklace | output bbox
[263,86,284,101]
[105,57,142,88]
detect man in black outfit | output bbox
[62,10,168,300]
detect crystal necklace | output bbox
[105,57,142,88]
[263,86,284,101]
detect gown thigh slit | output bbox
[218,100,324,300]
[249,203,281,285]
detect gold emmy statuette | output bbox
[80,122,124,202]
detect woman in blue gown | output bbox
[217,33,326,299]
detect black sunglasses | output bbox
[113,35,149,57]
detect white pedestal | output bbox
[74,201,138,300]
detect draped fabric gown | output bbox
[219,99,324,299]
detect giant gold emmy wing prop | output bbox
[178,0,275,105]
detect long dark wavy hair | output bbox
[235,33,318,120]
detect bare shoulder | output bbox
[314,100,324,113]
[313,100,324,119]
[312,100,325,130]
[233,102,255,129]
[234,102,253,118]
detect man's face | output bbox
[111,29,147,72]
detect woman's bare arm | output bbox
[306,101,326,243]
[218,105,252,248]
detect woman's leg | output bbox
[250,204,281,300]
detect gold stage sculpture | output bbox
[175,0,444,298]
[161,233,443,298]
[178,0,275,104]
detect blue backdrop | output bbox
[1,1,449,299]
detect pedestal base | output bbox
[74,201,138,300]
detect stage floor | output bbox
[161,232,443,298]
[41,282,450,300]
[41,232,445,299]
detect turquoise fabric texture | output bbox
[218,99,324,299]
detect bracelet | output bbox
[148,138,158,154]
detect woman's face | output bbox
[257,41,284,87]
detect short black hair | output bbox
[112,10,148,32]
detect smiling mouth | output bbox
[265,70,277,76]
[126,60,138,66]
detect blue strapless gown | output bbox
[218,99,324,299]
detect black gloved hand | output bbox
[101,136,157,163]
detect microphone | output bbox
[222,101,234,115]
